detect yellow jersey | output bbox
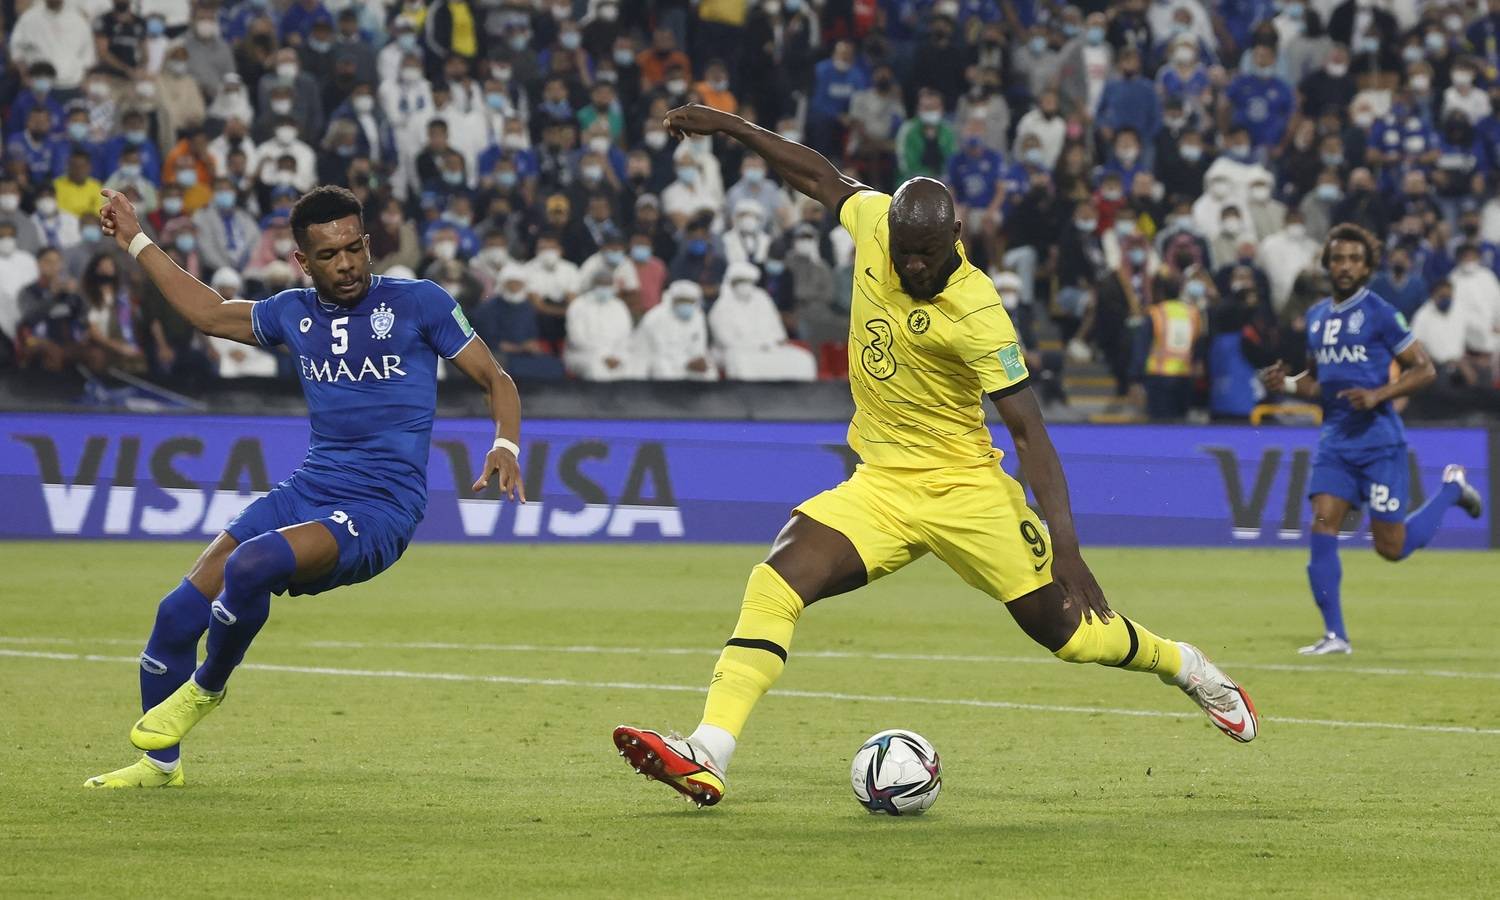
[838,190,1029,469]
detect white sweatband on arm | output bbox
[128,232,154,259]
[492,438,520,459]
[1283,374,1302,394]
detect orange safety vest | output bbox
[1146,300,1201,377]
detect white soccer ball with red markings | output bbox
[850,729,942,815]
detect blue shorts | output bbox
[225,483,416,596]
[1308,443,1409,523]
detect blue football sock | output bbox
[1399,481,1462,559]
[1307,532,1346,641]
[194,531,296,693]
[139,579,212,765]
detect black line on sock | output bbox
[1110,617,1140,668]
[725,637,788,663]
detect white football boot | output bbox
[1299,633,1353,655]
[1167,642,1259,742]
[1443,465,1484,519]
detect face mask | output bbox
[1454,70,1476,88]
[785,0,801,11]
[1410,74,1432,93]
[168,59,189,76]
[629,244,651,262]
[1209,181,1230,199]
[496,169,519,189]
[125,129,148,145]
[277,62,298,81]
[687,238,707,255]
[1115,219,1135,236]
[276,126,298,145]
[0,237,15,256]
[1287,222,1307,239]
[1101,187,1123,201]
[443,170,464,186]
[1222,217,1242,235]
[560,31,581,49]
[1180,144,1203,162]
[539,247,561,266]
[176,169,197,187]
[146,19,165,36]
[397,33,418,52]
[919,110,943,126]
[214,189,236,209]
[195,19,218,39]
[666,78,687,95]
[136,81,157,98]
[1030,36,1047,54]
[117,161,143,179]
[1086,26,1104,44]
[509,34,529,51]
[0,195,17,212]
[353,94,375,113]
[1321,151,1344,167]
[672,303,694,321]
[1127,247,1146,266]
[737,215,760,233]
[579,164,604,183]
[1325,62,1348,78]
[271,98,294,115]
[400,66,423,83]
[1250,184,1271,201]
[1023,148,1046,167]
[1229,143,1251,159]
[1185,280,1206,300]
[1074,218,1096,232]
[600,249,624,267]
[37,197,58,216]
[1316,183,1341,201]
[644,131,668,150]
[1117,148,1138,166]
[1426,33,1446,53]
[67,122,90,142]
[274,237,295,255]
[83,224,103,243]
[614,48,634,66]
[795,237,818,256]
[32,77,55,97]
[503,134,528,150]
[433,240,458,261]
[677,168,698,185]
[764,258,785,276]
[175,234,197,253]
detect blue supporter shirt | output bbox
[249,276,477,523]
[947,146,1005,207]
[1306,288,1414,452]
[1226,73,1293,147]
[809,59,869,121]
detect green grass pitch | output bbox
[1,542,1497,897]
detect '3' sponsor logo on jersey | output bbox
[860,318,897,380]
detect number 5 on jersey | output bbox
[331,316,349,355]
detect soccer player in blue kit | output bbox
[84,186,525,787]
[1261,224,1482,656]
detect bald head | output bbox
[888,177,960,300]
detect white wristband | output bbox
[491,438,520,459]
[128,233,154,259]
[1282,376,1300,394]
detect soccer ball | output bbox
[850,729,942,815]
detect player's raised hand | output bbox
[662,103,738,141]
[1052,549,1113,624]
[1258,360,1288,395]
[474,445,526,503]
[98,188,143,251]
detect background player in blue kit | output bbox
[84,186,525,788]
[1261,224,1483,657]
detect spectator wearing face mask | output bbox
[192,176,260,272]
[10,1,96,94]
[662,156,719,232]
[1327,0,1399,73]
[725,156,792,231]
[1296,43,1356,122]
[895,89,957,183]
[579,227,641,305]
[30,187,81,250]
[256,48,325,141]
[621,230,667,315]
[806,40,867,156]
[1244,171,1285,240]
[1055,200,1107,345]
[1255,213,1320,312]
[155,44,207,147]
[1367,246,1430,321]
[199,266,278,378]
[244,213,303,287]
[99,110,163,187]
[468,232,514,297]
[636,279,717,381]
[1209,206,1256,271]
[1096,47,1160,162]
[1443,59,1493,124]
[1331,166,1390,236]
[469,263,566,381]
[6,64,65,141]
[669,213,727,305]
[1449,243,1500,356]
[710,261,816,381]
[1298,169,1343,242]
[1012,90,1067,171]
[1133,275,1205,421]
[1224,40,1294,152]
[1411,279,1483,385]
[253,119,317,192]
[524,232,581,343]
[565,270,641,381]
[54,150,104,221]
[0,222,41,353]
[722,204,772,268]
[955,64,1010,157]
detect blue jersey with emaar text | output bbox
[1305,287,1415,452]
[250,276,476,523]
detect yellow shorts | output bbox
[795,462,1054,603]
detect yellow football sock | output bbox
[699,563,804,738]
[1052,613,1183,678]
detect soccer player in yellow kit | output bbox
[613,104,1258,807]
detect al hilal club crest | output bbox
[371,302,395,339]
[1348,309,1364,334]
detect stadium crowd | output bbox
[0,0,1499,419]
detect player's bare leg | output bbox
[127,521,339,753]
[614,514,867,805]
[1303,493,1354,655]
[1007,582,1258,742]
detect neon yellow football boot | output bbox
[84,756,185,789]
[130,680,225,751]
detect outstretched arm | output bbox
[449,337,526,502]
[990,384,1112,623]
[99,189,258,345]
[662,103,869,213]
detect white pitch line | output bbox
[4,634,1500,682]
[3,648,1498,737]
